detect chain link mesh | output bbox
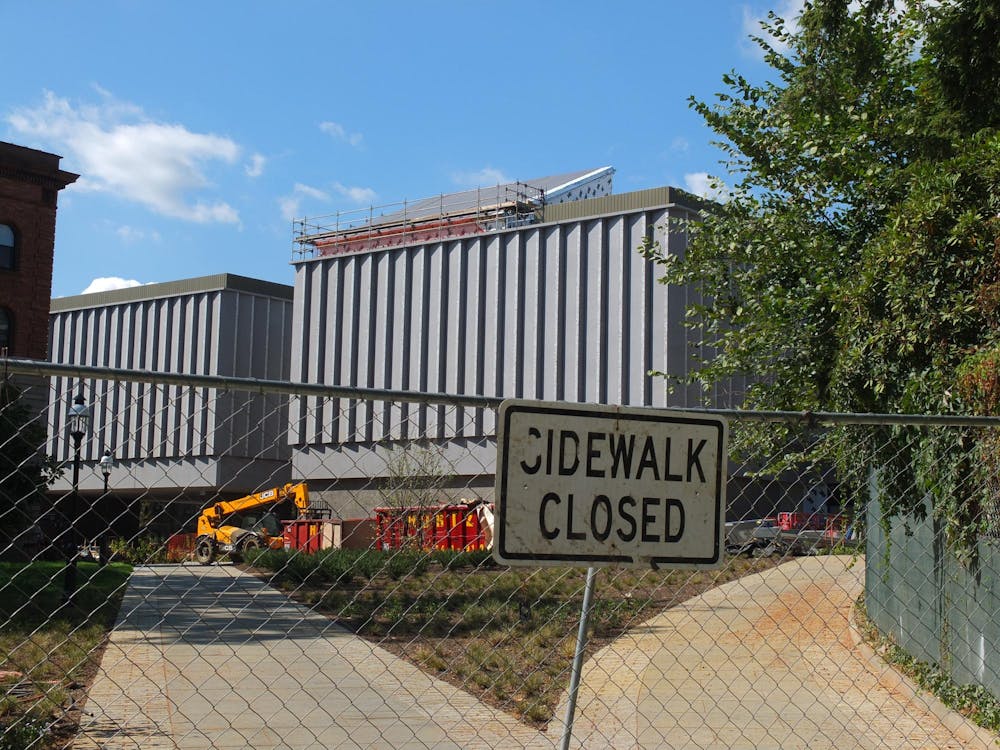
[1,365,998,749]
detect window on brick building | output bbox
[0,224,14,270]
[0,308,10,351]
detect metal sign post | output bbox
[494,399,728,747]
[561,565,596,750]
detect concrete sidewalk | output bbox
[74,564,545,749]
[75,558,996,749]
[550,555,997,749]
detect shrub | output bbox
[243,547,288,571]
[109,536,170,564]
[430,549,464,569]
[386,550,428,580]
[430,548,493,570]
[352,550,386,580]
[465,549,494,569]
[318,550,356,586]
[0,715,47,750]
[281,551,323,584]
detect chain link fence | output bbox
[2,361,1000,749]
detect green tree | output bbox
[643,0,1000,548]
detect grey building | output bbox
[288,170,745,517]
[47,273,294,507]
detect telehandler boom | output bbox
[194,482,312,564]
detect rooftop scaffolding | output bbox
[291,166,615,261]
[293,182,544,261]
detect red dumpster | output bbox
[166,533,196,562]
[375,504,490,551]
[778,512,841,532]
[777,512,803,531]
[283,519,325,553]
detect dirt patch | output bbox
[745,582,848,647]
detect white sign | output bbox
[494,400,727,569]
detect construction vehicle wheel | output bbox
[240,537,262,556]
[194,537,215,565]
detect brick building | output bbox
[0,142,78,359]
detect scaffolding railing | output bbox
[292,181,546,261]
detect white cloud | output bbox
[279,181,375,221]
[684,172,729,202]
[278,197,300,223]
[294,183,331,202]
[187,202,241,224]
[741,0,871,58]
[332,182,376,204]
[670,136,690,153]
[451,167,511,188]
[115,225,162,243]
[8,90,242,224]
[741,0,806,57]
[82,276,148,294]
[245,153,266,178]
[319,121,363,147]
[279,183,332,221]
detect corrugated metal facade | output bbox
[290,188,743,485]
[47,274,294,493]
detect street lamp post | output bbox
[63,392,90,603]
[98,449,113,565]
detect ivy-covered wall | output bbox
[866,486,1000,693]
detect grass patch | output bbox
[855,596,1000,734]
[0,561,132,748]
[246,548,776,727]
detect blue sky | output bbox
[2,1,800,298]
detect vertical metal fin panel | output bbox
[289,202,721,448]
[48,286,293,463]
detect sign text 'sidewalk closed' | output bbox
[494,400,728,569]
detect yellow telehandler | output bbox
[194,481,314,564]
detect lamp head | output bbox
[100,449,113,478]
[67,393,89,445]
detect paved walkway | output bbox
[550,555,996,749]
[74,564,544,749]
[75,557,997,749]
